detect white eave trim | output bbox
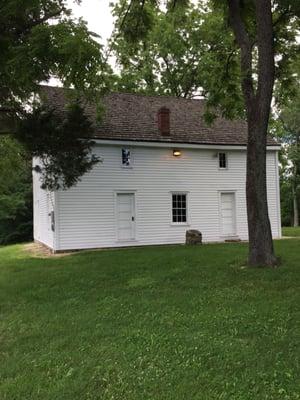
[92,138,280,151]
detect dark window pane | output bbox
[122,149,131,166]
[219,153,227,168]
[172,194,187,223]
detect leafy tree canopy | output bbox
[0,0,112,112]
[16,103,100,191]
[0,0,112,190]
[110,0,299,118]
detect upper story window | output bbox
[122,148,131,167]
[219,152,227,169]
[172,193,187,223]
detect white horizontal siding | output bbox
[53,145,281,251]
[32,161,54,248]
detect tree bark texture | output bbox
[228,0,278,266]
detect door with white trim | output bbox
[116,193,135,240]
[220,192,236,236]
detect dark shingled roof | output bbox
[40,86,278,146]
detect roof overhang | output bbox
[93,138,281,151]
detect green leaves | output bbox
[0,136,33,244]
[110,0,299,121]
[0,0,111,111]
[0,0,113,193]
[16,103,101,191]
[110,0,245,117]
[274,65,300,226]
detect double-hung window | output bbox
[172,193,187,223]
[218,152,227,169]
[122,149,131,167]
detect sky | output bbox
[67,0,114,43]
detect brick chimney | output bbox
[158,107,170,135]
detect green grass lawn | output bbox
[0,241,300,400]
[282,226,300,237]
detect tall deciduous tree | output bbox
[224,0,299,265]
[111,2,211,97]
[225,0,277,266]
[0,0,112,189]
[110,1,244,118]
[111,0,299,266]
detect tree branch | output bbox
[227,0,255,106]
[16,7,65,38]
[224,49,236,78]
[105,0,138,63]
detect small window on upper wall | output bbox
[122,149,131,167]
[219,152,227,169]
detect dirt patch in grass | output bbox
[23,242,72,258]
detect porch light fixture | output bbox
[173,149,181,157]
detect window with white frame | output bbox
[218,152,227,169]
[122,148,131,167]
[172,193,187,223]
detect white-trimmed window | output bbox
[172,193,187,223]
[219,152,227,169]
[122,148,131,167]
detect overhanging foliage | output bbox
[16,103,100,191]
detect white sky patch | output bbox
[67,0,114,43]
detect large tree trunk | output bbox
[246,109,277,266]
[228,0,278,266]
[246,0,277,266]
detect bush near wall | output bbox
[0,136,33,244]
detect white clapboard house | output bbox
[33,86,281,252]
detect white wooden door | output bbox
[220,193,236,236]
[117,193,135,240]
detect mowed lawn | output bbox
[282,226,300,237]
[0,241,300,400]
